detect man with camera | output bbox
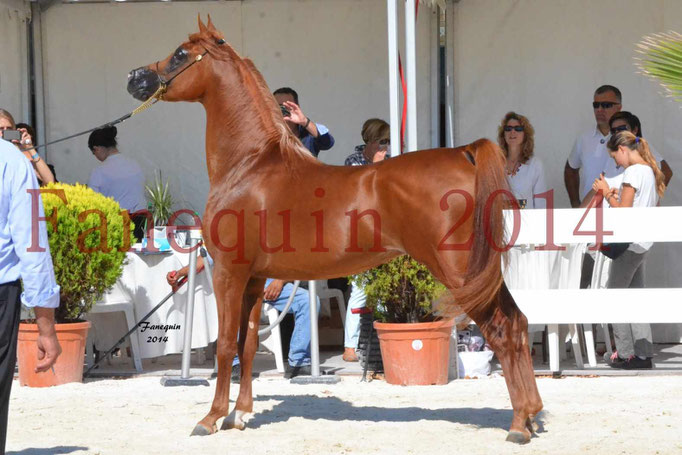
[273,87,335,158]
[0,133,61,453]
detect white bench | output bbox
[505,206,682,372]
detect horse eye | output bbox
[167,47,188,71]
[174,47,188,60]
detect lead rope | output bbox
[24,84,167,153]
[25,48,210,153]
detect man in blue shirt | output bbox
[273,87,335,157]
[0,137,61,452]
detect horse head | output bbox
[127,15,225,102]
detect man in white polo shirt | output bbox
[564,85,622,208]
[565,85,622,290]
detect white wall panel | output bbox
[41,0,434,216]
[453,0,682,291]
[41,2,243,215]
[0,0,30,122]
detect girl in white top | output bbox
[497,112,549,209]
[592,131,665,369]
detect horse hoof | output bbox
[221,410,248,431]
[505,431,531,444]
[190,423,216,436]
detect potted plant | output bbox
[17,183,130,387]
[352,255,454,385]
[144,171,175,250]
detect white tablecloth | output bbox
[504,244,586,331]
[87,251,218,359]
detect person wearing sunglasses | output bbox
[344,118,391,167]
[581,111,673,210]
[608,112,672,187]
[496,111,549,209]
[87,126,146,240]
[341,118,391,362]
[565,85,622,209]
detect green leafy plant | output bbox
[351,255,447,323]
[42,183,130,322]
[145,171,174,226]
[636,31,682,102]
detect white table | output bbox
[87,250,218,359]
[504,243,587,370]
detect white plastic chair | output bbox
[259,302,286,373]
[316,280,346,325]
[85,283,143,373]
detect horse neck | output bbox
[200,62,282,183]
[200,57,319,185]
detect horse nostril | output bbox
[129,67,148,81]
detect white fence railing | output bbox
[504,207,682,372]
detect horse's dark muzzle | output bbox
[127,67,161,101]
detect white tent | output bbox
[2,0,681,341]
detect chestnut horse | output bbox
[127,17,542,444]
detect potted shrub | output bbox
[144,171,175,250]
[17,183,130,387]
[352,255,454,385]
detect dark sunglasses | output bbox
[610,124,629,135]
[378,139,390,145]
[504,126,524,132]
[593,101,620,109]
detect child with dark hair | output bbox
[87,126,146,240]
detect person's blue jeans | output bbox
[232,279,319,367]
[266,279,319,367]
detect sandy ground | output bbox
[6,374,682,455]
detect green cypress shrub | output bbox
[41,183,131,322]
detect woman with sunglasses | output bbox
[341,118,391,362]
[497,111,549,209]
[344,118,391,166]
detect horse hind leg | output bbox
[472,282,543,444]
[412,253,541,443]
[191,272,249,436]
[222,277,265,431]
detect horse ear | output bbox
[207,14,216,32]
[197,14,208,34]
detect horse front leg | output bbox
[474,283,543,444]
[191,271,249,436]
[222,277,265,431]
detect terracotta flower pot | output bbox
[374,318,455,386]
[17,321,91,387]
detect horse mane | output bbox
[188,31,317,169]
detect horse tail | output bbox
[446,138,509,319]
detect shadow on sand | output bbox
[249,394,547,432]
[8,447,89,455]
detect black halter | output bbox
[25,39,226,152]
[155,38,226,94]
